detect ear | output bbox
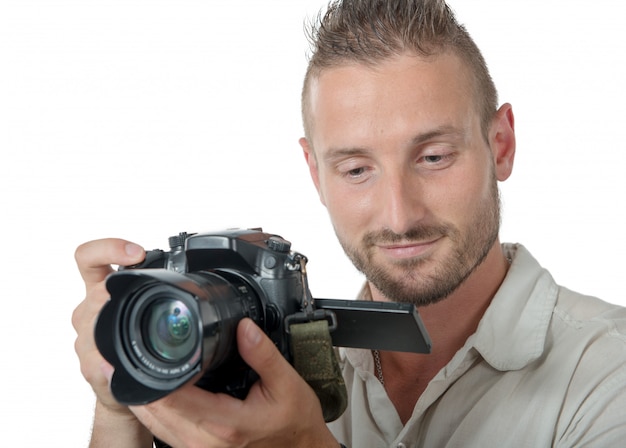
[489,103,516,181]
[299,137,326,206]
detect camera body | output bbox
[96,229,307,404]
[96,228,432,406]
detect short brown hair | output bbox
[302,0,498,142]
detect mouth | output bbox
[377,237,442,260]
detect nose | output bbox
[379,170,426,235]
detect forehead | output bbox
[306,52,478,150]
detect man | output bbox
[72,0,626,446]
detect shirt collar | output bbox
[351,243,558,372]
[471,243,558,371]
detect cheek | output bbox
[431,163,493,220]
[323,183,374,233]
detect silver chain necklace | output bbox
[372,349,384,386]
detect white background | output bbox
[1,1,624,445]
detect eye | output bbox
[346,167,367,177]
[423,155,445,164]
[418,151,455,170]
[336,160,373,183]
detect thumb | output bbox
[236,318,295,390]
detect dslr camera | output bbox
[96,228,431,405]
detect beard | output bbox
[337,175,501,307]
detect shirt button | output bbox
[397,444,407,448]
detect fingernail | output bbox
[125,243,143,258]
[245,320,262,346]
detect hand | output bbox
[72,238,146,416]
[131,318,339,448]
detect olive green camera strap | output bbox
[289,319,347,422]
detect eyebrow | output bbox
[323,125,467,163]
[410,125,467,146]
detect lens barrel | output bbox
[96,268,264,404]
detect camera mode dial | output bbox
[168,232,191,249]
[266,236,291,253]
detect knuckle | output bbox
[71,302,86,331]
[74,241,91,266]
[77,353,101,385]
[71,306,80,331]
[208,424,244,447]
[79,361,93,383]
[153,391,177,409]
[257,341,278,366]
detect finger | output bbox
[236,318,296,394]
[132,386,243,447]
[75,238,144,288]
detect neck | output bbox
[368,240,510,423]
[370,239,509,354]
[419,240,509,348]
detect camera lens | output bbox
[98,268,268,404]
[144,298,197,361]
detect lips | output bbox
[377,238,441,260]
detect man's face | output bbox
[302,52,509,306]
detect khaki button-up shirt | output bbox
[328,244,626,447]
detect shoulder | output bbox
[552,286,626,343]
[551,290,626,445]
[544,284,626,380]
[545,287,626,423]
